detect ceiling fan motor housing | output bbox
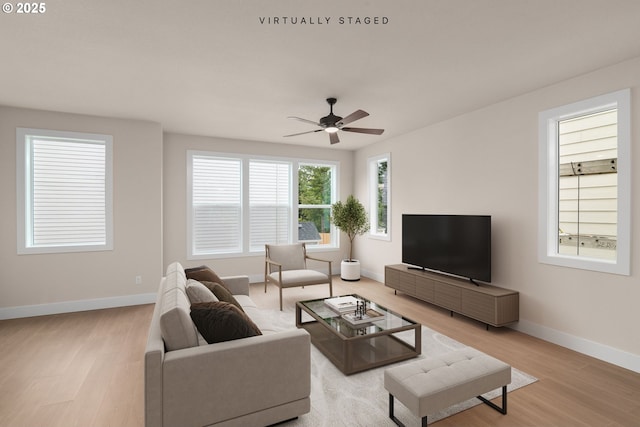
[321,98,342,128]
[320,113,342,128]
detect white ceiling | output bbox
[2,1,640,150]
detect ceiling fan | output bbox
[284,98,384,144]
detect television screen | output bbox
[402,214,491,282]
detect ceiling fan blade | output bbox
[288,116,321,126]
[329,132,340,144]
[283,129,323,137]
[341,127,385,135]
[336,109,369,126]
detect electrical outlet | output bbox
[135,275,142,285]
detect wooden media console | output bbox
[384,264,519,328]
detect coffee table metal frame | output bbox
[296,294,421,375]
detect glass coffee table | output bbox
[296,294,421,375]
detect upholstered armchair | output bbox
[265,243,333,310]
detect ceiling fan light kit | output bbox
[284,97,384,144]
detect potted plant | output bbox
[331,195,370,281]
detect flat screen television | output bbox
[402,214,491,283]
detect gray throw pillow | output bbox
[185,279,218,304]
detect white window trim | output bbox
[538,89,631,275]
[16,128,114,255]
[187,151,339,260]
[368,153,391,241]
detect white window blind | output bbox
[17,128,113,254]
[249,160,291,251]
[191,155,242,256]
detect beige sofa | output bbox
[145,262,311,427]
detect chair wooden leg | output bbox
[279,287,283,311]
[264,265,268,293]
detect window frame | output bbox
[368,153,391,241]
[187,151,339,260]
[538,89,631,275]
[16,127,114,255]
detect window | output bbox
[189,154,242,256]
[538,89,630,275]
[297,163,337,247]
[17,128,113,254]
[188,152,337,259]
[369,153,391,240]
[249,160,291,251]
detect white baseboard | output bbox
[0,293,157,320]
[361,268,384,283]
[511,319,640,374]
[248,273,265,284]
[361,269,639,374]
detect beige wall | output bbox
[0,107,163,313]
[353,56,640,370]
[163,132,354,279]
[1,58,637,370]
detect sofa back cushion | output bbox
[160,262,199,351]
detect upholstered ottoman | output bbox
[384,348,511,426]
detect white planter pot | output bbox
[341,260,361,281]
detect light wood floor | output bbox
[1,277,638,426]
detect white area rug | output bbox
[264,309,537,426]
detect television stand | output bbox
[385,265,519,329]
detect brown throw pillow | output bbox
[206,282,245,313]
[190,301,262,344]
[185,265,227,289]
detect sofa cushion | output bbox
[185,279,219,304]
[190,302,262,344]
[233,294,257,309]
[160,287,199,351]
[243,306,277,334]
[185,265,227,289]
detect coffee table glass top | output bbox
[298,294,417,338]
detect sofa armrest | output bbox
[221,275,250,295]
[161,329,310,427]
[144,288,166,427]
